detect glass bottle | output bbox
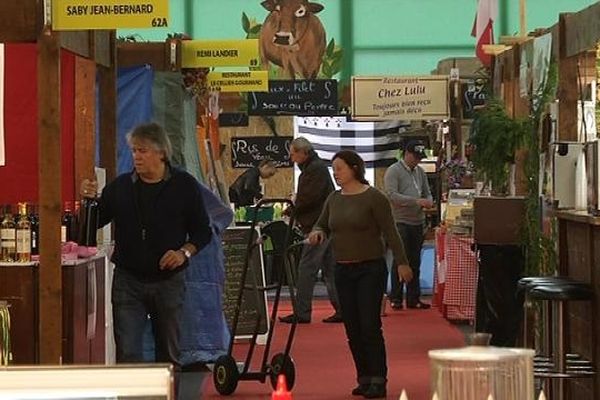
[78,197,99,247]
[61,201,74,242]
[28,204,39,256]
[15,202,31,262]
[0,205,16,262]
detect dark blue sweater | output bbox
[98,166,212,280]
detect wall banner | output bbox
[0,44,4,166]
[351,75,449,121]
[207,71,268,93]
[52,0,169,30]
[182,40,260,68]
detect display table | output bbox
[0,256,106,364]
[433,228,478,322]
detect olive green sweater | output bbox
[314,187,408,265]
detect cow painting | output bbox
[259,0,326,79]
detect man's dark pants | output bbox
[390,222,424,306]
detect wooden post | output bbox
[558,13,579,141]
[98,31,117,182]
[37,26,62,364]
[519,0,527,36]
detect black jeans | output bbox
[335,259,388,385]
[390,222,424,306]
[112,268,186,366]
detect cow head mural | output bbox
[259,0,326,79]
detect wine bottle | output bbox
[78,197,99,247]
[0,205,16,262]
[16,202,31,262]
[62,201,75,242]
[28,204,39,256]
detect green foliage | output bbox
[242,12,263,39]
[469,98,528,194]
[319,38,344,79]
[522,61,559,276]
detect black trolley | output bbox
[213,199,303,395]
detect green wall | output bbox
[119,0,598,76]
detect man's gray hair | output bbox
[291,137,313,154]
[126,122,173,162]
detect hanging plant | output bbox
[469,98,528,194]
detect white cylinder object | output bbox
[574,149,588,211]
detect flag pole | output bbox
[519,0,527,36]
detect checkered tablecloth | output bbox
[433,229,478,322]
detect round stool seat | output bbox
[517,277,574,293]
[529,283,593,302]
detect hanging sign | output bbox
[207,71,268,93]
[182,40,260,68]
[351,75,449,121]
[248,79,338,116]
[52,0,169,30]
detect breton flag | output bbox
[0,43,4,166]
[294,116,410,168]
[471,0,498,67]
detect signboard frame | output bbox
[351,75,450,121]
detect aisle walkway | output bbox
[200,299,465,400]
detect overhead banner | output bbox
[52,0,169,30]
[182,40,260,68]
[207,71,268,93]
[351,75,449,121]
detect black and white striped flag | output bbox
[293,116,411,167]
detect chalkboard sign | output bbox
[248,79,338,116]
[222,226,269,338]
[231,136,293,168]
[219,112,249,127]
[462,81,487,119]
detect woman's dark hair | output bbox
[332,150,369,185]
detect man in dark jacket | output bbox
[279,137,341,323]
[80,123,212,370]
[228,159,277,207]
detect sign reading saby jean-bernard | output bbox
[351,75,449,121]
[52,0,169,30]
[207,71,268,93]
[182,40,260,68]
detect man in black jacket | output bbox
[80,123,212,369]
[228,159,277,208]
[279,137,341,323]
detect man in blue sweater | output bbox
[81,123,212,370]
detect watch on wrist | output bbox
[180,248,192,259]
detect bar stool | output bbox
[529,282,595,400]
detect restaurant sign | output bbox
[182,40,260,68]
[52,0,169,30]
[351,75,449,121]
[207,71,268,93]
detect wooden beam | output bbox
[482,44,510,56]
[60,31,91,58]
[519,0,527,37]
[98,31,117,182]
[74,57,97,192]
[37,26,62,364]
[558,13,579,141]
[0,1,39,42]
[564,1,600,58]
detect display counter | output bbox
[556,210,599,399]
[0,256,106,364]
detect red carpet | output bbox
[202,299,465,400]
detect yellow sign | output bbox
[351,75,449,121]
[207,71,269,93]
[182,40,260,68]
[52,0,169,30]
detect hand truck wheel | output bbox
[269,352,296,390]
[213,355,239,395]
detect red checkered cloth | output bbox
[442,233,478,321]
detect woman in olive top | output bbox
[309,150,413,399]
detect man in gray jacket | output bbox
[384,140,433,309]
[279,137,342,323]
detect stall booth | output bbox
[552,4,600,399]
[0,2,117,364]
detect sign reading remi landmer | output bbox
[351,76,449,121]
[182,40,260,68]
